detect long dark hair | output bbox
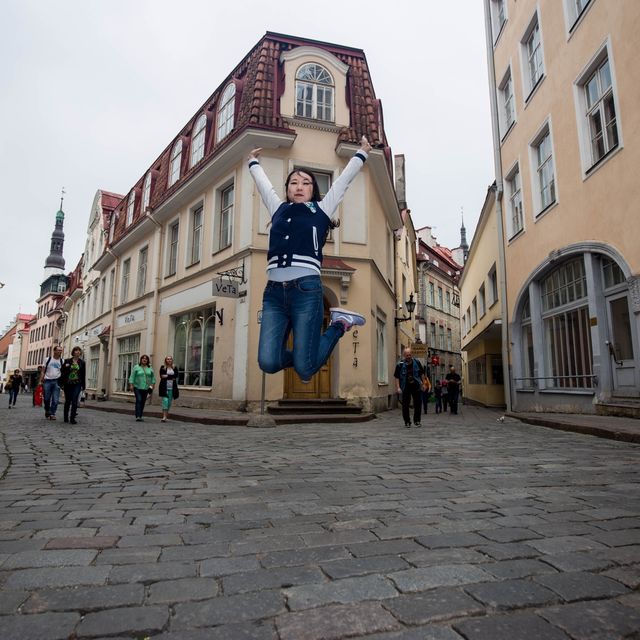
[139,354,150,366]
[285,168,321,202]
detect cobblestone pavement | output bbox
[1,401,639,640]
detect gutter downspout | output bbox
[104,248,119,399]
[483,0,513,412]
[145,210,164,371]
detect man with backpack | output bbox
[40,346,63,420]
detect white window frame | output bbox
[528,121,557,216]
[214,183,234,252]
[120,258,131,304]
[216,84,235,142]
[136,246,148,298]
[479,283,486,318]
[167,220,179,277]
[191,114,207,167]
[505,162,524,239]
[498,66,516,138]
[168,140,182,187]
[116,334,140,392]
[573,42,621,176]
[563,0,594,34]
[295,63,335,122]
[490,0,507,43]
[520,11,545,101]
[188,204,203,266]
[126,192,135,226]
[142,172,152,213]
[376,316,388,385]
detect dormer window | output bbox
[216,84,235,142]
[126,192,135,226]
[142,172,152,213]
[191,114,207,167]
[295,63,334,121]
[169,140,182,187]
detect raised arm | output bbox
[248,148,283,216]
[319,136,372,218]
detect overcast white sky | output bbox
[0,0,494,332]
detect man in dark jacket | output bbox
[394,348,428,428]
[446,365,462,415]
[60,347,86,424]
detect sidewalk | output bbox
[79,398,640,442]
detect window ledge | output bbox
[500,121,516,145]
[583,145,622,181]
[185,260,200,271]
[507,227,525,244]
[180,385,213,391]
[534,200,558,222]
[539,388,595,396]
[524,75,545,107]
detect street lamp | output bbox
[395,293,417,326]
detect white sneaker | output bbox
[329,307,366,331]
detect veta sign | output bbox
[212,278,239,298]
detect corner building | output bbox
[485,0,640,414]
[90,33,402,412]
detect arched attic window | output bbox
[216,84,236,142]
[126,191,135,226]
[190,114,207,167]
[142,171,152,213]
[168,139,183,187]
[296,63,334,121]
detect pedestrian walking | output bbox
[248,136,371,383]
[129,355,155,422]
[32,366,43,406]
[61,346,86,424]
[394,347,429,428]
[446,365,462,415]
[158,356,180,423]
[441,378,449,413]
[434,380,443,414]
[7,369,22,408]
[40,346,63,420]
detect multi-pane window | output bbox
[167,221,179,276]
[446,328,452,352]
[438,325,445,350]
[189,206,203,265]
[191,114,207,167]
[376,318,388,384]
[116,334,140,392]
[126,192,135,226]
[107,269,114,312]
[471,298,478,326]
[136,246,148,297]
[437,287,443,310]
[468,357,487,385]
[499,70,515,134]
[172,306,216,387]
[584,57,618,166]
[491,0,506,39]
[525,19,544,92]
[429,323,436,348]
[169,140,182,187]
[88,345,99,390]
[428,282,435,306]
[217,84,235,142]
[567,0,592,27]
[489,265,499,306]
[541,259,593,388]
[219,185,234,250]
[295,63,334,121]
[602,256,625,289]
[445,291,451,314]
[506,166,524,237]
[100,276,106,315]
[535,131,556,212]
[120,258,130,304]
[142,172,152,213]
[479,284,486,317]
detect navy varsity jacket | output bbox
[249,150,368,275]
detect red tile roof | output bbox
[322,257,356,271]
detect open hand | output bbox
[248,148,262,162]
[359,136,372,154]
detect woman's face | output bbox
[286,171,314,203]
[166,357,173,366]
[141,356,149,365]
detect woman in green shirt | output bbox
[128,354,156,421]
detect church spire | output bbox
[44,188,66,274]
[460,207,469,262]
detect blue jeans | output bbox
[258,276,344,380]
[133,388,149,418]
[63,384,82,422]
[8,388,19,406]
[43,379,61,416]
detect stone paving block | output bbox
[540,551,616,572]
[231,534,305,555]
[1,548,97,569]
[0,589,29,614]
[43,535,118,550]
[0,611,80,640]
[372,524,440,540]
[172,590,285,628]
[5,565,111,589]
[596,544,640,565]
[76,604,169,638]
[116,533,182,547]
[108,561,196,584]
[389,564,494,593]
[540,600,640,639]
[348,539,424,558]
[384,587,483,625]
[276,602,400,640]
[0,539,44,554]
[21,583,144,613]
[528,535,608,555]
[602,564,640,588]
[200,555,261,576]
[534,570,630,601]
[159,542,229,562]
[222,566,325,594]
[147,577,219,603]
[403,548,490,567]
[94,546,161,565]
[321,554,411,579]
[476,543,540,562]
[483,558,558,579]
[358,626,465,639]
[156,621,277,639]
[301,529,378,548]
[415,532,488,549]
[595,516,640,531]
[453,612,571,640]
[464,578,559,609]
[284,574,398,610]
[478,527,541,543]
[260,545,350,569]
[33,527,97,539]
[592,528,640,547]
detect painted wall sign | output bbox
[212,278,239,299]
[116,307,145,328]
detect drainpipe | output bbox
[484,0,513,412]
[104,248,119,398]
[145,210,164,367]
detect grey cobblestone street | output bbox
[1,401,639,639]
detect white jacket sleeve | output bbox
[249,161,283,217]
[319,151,368,219]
